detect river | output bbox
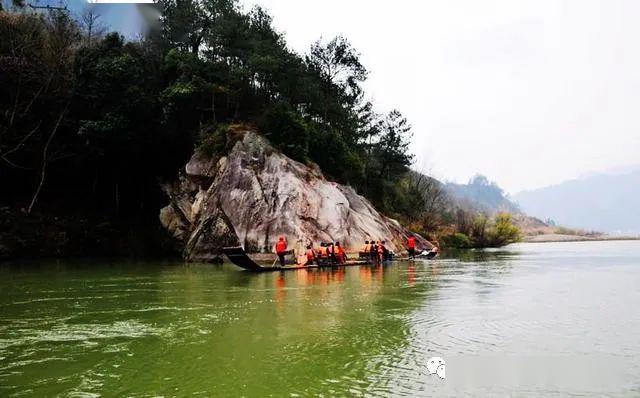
[1,241,639,396]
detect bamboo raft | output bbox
[222,246,438,272]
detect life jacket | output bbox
[363,243,370,252]
[306,249,315,261]
[318,247,327,257]
[408,236,416,249]
[275,240,287,253]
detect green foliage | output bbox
[442,233,473,249]
[259,102,308,162]
[442,212,522,248]
[489,213,522,246]
[471,213,488,243]
[198,124,228,158]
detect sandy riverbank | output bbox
[524,234,640,243]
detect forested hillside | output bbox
[0,0,520,257]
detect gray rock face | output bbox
[160,130,430,260]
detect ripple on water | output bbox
[2,244,640,397]
[0,319,162,359]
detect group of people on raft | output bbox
[274,236,350,267]
[358,240,394,264]
[273,234,435,267]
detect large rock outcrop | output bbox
[160,129,430,261]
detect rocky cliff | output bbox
[160,129,430,261]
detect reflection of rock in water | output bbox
[160,129,430,261]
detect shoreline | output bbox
[523,234,640,243]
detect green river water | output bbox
[1,241,639,397]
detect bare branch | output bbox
[27,103,69,215]
[1,120,41,157]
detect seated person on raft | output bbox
[305,245,316,265]
[360,240,370,259]
[377,240,387,261]
[335,242,347,264]
[326,242,336,264]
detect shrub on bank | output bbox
[441,212,521,248]
[441,232,473,249]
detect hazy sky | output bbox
[27,0,640,193]
[237,0,640,193]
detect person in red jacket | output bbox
[407,235,416,259]
[275,236,288,267]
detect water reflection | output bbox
[2,241,640,397]
[442,247,521,263]
[1,259,440,396]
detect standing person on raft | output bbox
[275,236,288,267]
[407,235,416,259]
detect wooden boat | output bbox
[222,246,370,272]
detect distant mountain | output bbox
[445,175,521,215]
[514,170,640,235]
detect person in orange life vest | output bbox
[360,240,370,259]
[377,240,385,262]
[335,241,346,264]
[305,245,316,265]
[275,236,288,267]
[407,235,416,259]
[317,242,325,258]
